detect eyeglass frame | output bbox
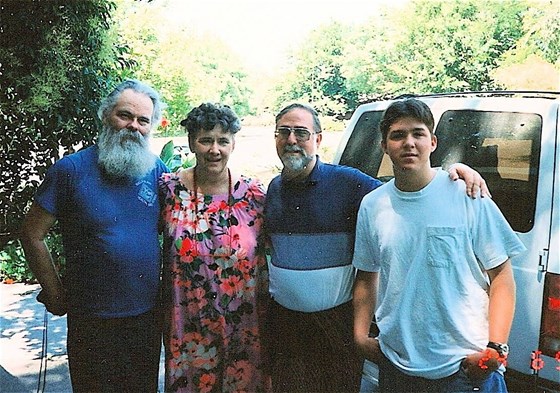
[274,126,320,142]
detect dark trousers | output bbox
[267,299,363,393]
[67,309,161,393]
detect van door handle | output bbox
[538,249,549,272]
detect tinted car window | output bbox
[339,111,387,180]
[432,110,541,233]
[339,108,541,233]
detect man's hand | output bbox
[356,335,384,364]
[461,349,505,381]
[37,288,67,316]
[448,163,491,199]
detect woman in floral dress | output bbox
[160,103,269,392]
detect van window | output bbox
[432,110,541,233]
[339,109,542,233]
[339,111,387,180]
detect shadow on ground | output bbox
[1,283,165,393]
[0,283,70,393]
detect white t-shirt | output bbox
[352,169,526,379]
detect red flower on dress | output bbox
[179,238,196,258]
[219,275,244,297]
[186,287,208,314]
[202,316,227,337]
[198,373,216,393]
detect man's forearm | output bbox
[21,236,67,315]
[488,262,516,343]
[21,238,63,294]
[353,271,377,341]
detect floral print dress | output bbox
[159,172,268,393]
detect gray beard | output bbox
[97,126,156,181]
[281,146,313,172]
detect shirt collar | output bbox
[281,155,322,188]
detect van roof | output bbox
[394,90,560,100]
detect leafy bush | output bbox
[159,140,196,172]
[0,241,31,283]
[1,232,65,283]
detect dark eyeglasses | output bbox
[275,126,315,142]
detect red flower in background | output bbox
[161,117,170,128]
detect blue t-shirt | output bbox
[35,146,168,317]
[264,158,381,311]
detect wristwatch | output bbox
[487,341,509,357]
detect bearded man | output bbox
[20,79,168,393]
[264,103,491,393]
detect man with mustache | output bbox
[20,79,168,392]
[264,103,489,393]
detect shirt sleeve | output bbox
[34,158,74,217]
[472,196,527,270]
[352,197,380,273]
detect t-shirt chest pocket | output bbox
[426,226,467,268]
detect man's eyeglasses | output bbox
[275,126,316,142]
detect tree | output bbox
[492,0,560,90]
[113,0,254,135]
[375,0,527,94]
[273,21,354,116]
[340,7,402,107]
[0,0,130,248]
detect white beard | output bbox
[97,126,156,181]
[281,145,313,172]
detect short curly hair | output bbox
[180,103,241,136]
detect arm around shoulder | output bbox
[20,203,67,316]
[447,163,491,199]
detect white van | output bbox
[332,92,560,392]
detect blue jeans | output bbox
[378,354,508,393]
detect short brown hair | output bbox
[379,98,434,142]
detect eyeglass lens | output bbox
[276,126,312,141]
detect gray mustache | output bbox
[283,145,304,154]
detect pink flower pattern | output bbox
[160,173,268,392]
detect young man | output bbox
[264,102,490,393]
[20,80,168,392]
[352,98,525,392]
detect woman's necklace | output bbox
[192,166,232,215]
[191,166,233,258]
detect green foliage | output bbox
[492,0,560,89]
[1,233,66,283]
[0,242,30,283]
[114,0,254,136]
[276,0,556,115]
[371,0,526,94]
[159,140,196,172]
[511,1,560,66]
[274,22,354,116]
[0,0,132,248]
